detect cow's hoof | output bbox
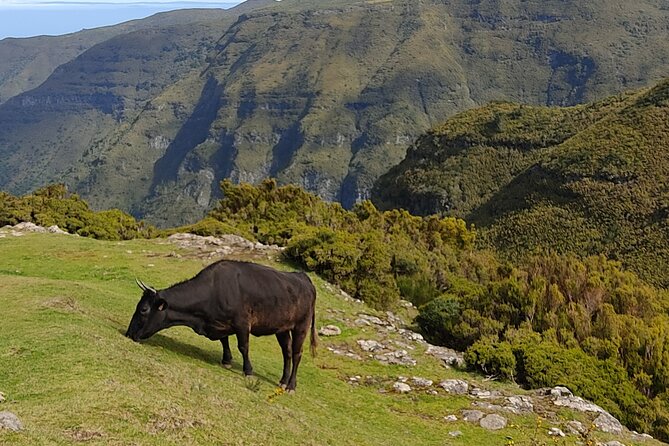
[221,363,232,369]
[286,389,296,394]
[279,383,287,389]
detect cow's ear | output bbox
[157,299,168,312]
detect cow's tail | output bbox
[310,300,318,358]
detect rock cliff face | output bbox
[1,0,669,226]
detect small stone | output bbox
[548,427,566,437]
[393,382,411,394]
[448,430,463,437]
[439,379,469,394]
[354,318,372,326]
[480,414,507,430]
[566,420,586,435]
[444,415,458,422]
[0,411,23,431]
[461,409,484,423]
[604,442,625,446]
[0,392,5,403]
[318,325,342,336]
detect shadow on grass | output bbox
[117,328,278,387]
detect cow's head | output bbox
[125,279,169,342]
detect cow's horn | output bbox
[135,278,156,293]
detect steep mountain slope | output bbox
[2,0,669,226]
[372,78,669,287]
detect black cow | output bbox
[125,260,317,391]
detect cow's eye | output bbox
[140,306,150,315]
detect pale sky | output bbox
[0,0,244,39]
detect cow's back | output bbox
[204,261,316,334]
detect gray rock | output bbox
[398,329,425,343]
[449,430,463,437]
[630,430,653,440]
[393,382,411,394]
[553,395,605,413]
[461,410,484,423]
[444,415,458,422]
[594,412,623,435]
[318,325,342,336]
[357,339,384,352]
[0,411,23,431]
[356,314,387,326]
[411,376,433,387]
[603,441,625,446]
[439,379,469,394]
[470,388,502,399]
[548,427,566,437]
[374,350,417,366]
[549,386,573,397]
[566,420,586,435]
[425,344,465,368]
[47,225,68,234]
[505,395,534,413]
[472,401,503,412]
[480,414,507,430]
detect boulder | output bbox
[479,414,507,430]
[461,410,484,423]
[439,379,468,394]
[425,345,465,368]
[411,377,433,388]
[505,395,534,414]
[594,412,623,435]
[550,386,573,397]
[553,395,605,413]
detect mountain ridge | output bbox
[1,0,669,226]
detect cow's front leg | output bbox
[275,331,292,388]
[236,331,253,376]
[221,336,233,369]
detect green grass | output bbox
[0,233,659,445]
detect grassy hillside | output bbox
[373,77,669,288]
[1,230,658,445]
[3,0,669,226]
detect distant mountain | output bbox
[373,77,669,287]
[0,8,238,105]
[1,0,669,227]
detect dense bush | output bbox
[417,252,669,440]
[0,184,156,240]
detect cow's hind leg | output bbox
[286,322,309,392]
[276,331,292,388]
[221,336,233,369]
[236,331,253,376]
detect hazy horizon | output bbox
[0,1,243,39]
